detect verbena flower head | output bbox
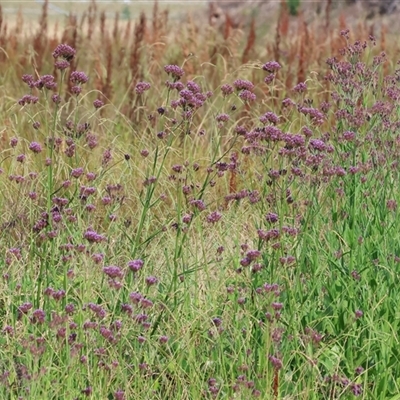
[22,74,35,87]
[164,64,184,80]
[207,211,222,223]
[103,266,124,279]
[54,60,70,70]
[135,81,151,94]
[18,94,39,106]
[233,79,255,91]
[239,90,256,102]
[221,84,234,96]
[52,43,76,61]
[260,112,279,125]
[71,86,82,95]
[262,61,281,73]
[216,113,229,122]
[70,71,88,85]
[31,309,46,324]
[84,228,106,243]
[93,99,104,109]
[52,94,61,104]
[293,82,307,93]
[145,276,158,286]
[36,74,57,90]
[114,390,125,400]
[29,141,42,153]
[128,259,144,272]
[186,80,201,93]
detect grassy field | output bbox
[1,0,400,399]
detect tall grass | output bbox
[1,1,400,399]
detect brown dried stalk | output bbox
[103,38,113,104]
[242,18,256,64]
[33,0,49,71]
[223,13,233,40]
[152,0,159,42]
[64,14,78,104]
[113,12,120,42]
[128,12,146,119]
[100,11,106,41]
[87,0,97,40]
[326,0,332,29]
[297,21,308,84]
[0,5,3,35]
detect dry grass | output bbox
[1,0,399,124]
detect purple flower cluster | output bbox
[84,228,106,243]
[164,64,184,80]
[18,94,39,106]
[52,43,76,61]
[128,259,144,272]
[135,81,151,94]
[262,61,281,73]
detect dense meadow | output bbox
[2,1,400,399]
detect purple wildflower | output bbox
[18,94,39,106]
[71,167,84,178]
[93,99,104,108]
[260,112,279,125]
[239,90,256,102]
[159,335,169,344]
[114,390,125,400]
[355,366,364,375]
[268,355,283,370]
[271,302,283,310]
[262,61,281,73]
[29,141,42,153]
[54,60,70,70]
[246,250,261,261]
[84,228,106,243]
[221,84,234,96]
[52,44,76,61]
[129,292,143,304]
[31,309,46,324]
[10,137,18,147]
[293,82,307,93]
[18,302,33,318]
[70,71,89,84]
[282,97,296,107]
[52,94,61,104]
[187,80,201,93]
[103,266,124,279]
[207,211,222,223]
[265,212,278,223]
[264,74,275,84]
[36,74,57,90]
[22,74,35,87]
[138,335,146,344]
[190,199,206,211]
[164,64,184,80]
[71,85,82,95]
[135,81,151,94]
[81,386,92,397]
[216,113,229,122]
[309,139,327,151]
[145,276,158,286]
[128,259,144,272]
[233,79,254,91]
[351,383,363,396]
